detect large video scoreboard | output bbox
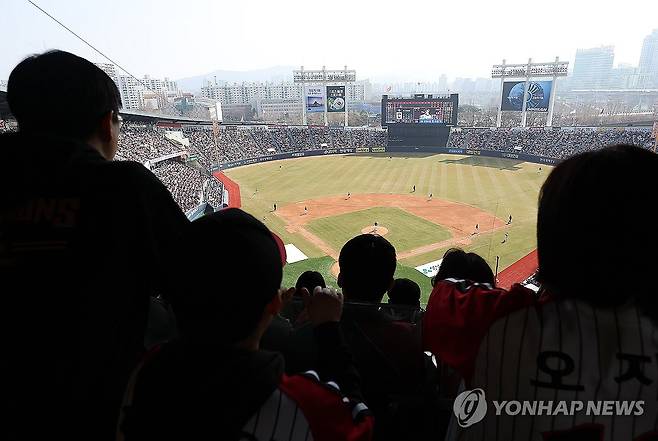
[382,94,459,149]
[382,94,458,126]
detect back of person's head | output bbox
[388,278,421,307]
[295,270,326,294]
[7,50,121,141]
[537,145,658,316]
[338,234,396,302]
[433,248,495,286]
[169,208,283,345]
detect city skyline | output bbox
[1,0,657,84]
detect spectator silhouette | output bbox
[296,270,327,293]
[431,248,495,287]
[423,247,534,383]
[118,209,372,441]
[382,278,423,323]
[0,50,188,441]
[451,145,658,440]
[336,234,426,440]
[280,270,327,325]
[388,278,421,307]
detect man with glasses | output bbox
[0,50,188,441]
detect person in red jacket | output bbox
[118,209,373,441]
[423,248,544,383]
[451,145,658,440]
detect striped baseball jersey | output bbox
[454,298,658,440]
[423,279,541,382]
[241,370,372,441]
[118,327,373,441]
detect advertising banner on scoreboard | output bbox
[327,85,346,113]
[306,86,324,113]
[501,81,552,112]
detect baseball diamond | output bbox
[224,153,548,302]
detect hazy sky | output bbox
[1,0,657,84]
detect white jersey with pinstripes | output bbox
[455,298,658,441]
[241,387,314,441]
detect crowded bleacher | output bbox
[448,126,655,158]
[113,123,222,213]
[0,120,15,133]
[115,122,656,216]
[117,123,655,174]
[148,160,222,212]
[114,123,389,213]
[182,124,388,163]
[116,122,185,162]
[3,50,658,441]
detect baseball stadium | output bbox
[219,151,545,302]
[3,32,658,440]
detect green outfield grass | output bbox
[305,207,452,253]
[226,153,549,300]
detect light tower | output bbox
[294,66,356,127]
[492,57,568,127]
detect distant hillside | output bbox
[177,66,296,92]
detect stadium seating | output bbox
[6,48,658,441]
[115,123,388,214]
[114,121,656,222]
[448,126,654,158]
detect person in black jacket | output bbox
[0,50,188,441]
[118,209,373,441]
[278,235,429,439]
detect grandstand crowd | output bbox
[182,125,388,163]
[112,121,387,213]
[448,126,655,158]
[2,50,658,441]
[113,122,655,215]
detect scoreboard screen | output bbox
[382,94,458,126]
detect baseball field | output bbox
[224,153,549,303]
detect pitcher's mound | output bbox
[361,225,389,236]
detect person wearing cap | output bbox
[335,234,426,441]
[118,209,373,441]
[276,234,429,440]
[0,50,188,441]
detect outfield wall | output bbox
[211,146,559,171]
